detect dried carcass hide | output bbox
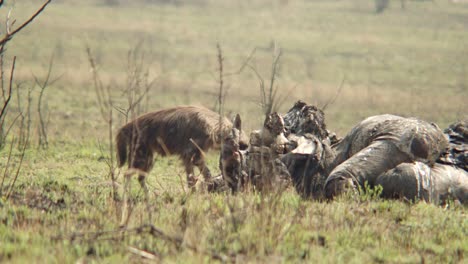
[324,114,448,199]
[281,133,335,199]
[376,162,468,204]
[218,101,336,194]
[280,101,337,198]
[280,101,467,204]
[437,120,468,172]
[283,100,328,139]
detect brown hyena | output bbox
[116,105,248,225]
[116,105,248,187]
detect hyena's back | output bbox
[116,106,232,168]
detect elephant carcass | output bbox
[324,114,448,199]
[376,162,468,204]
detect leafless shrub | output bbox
[0,57,28,199]
[86,46,120,209]
[13,78,35,151]
[116,42,155,122]
[248,43,289,118]
[0,57,14,149]
[117,43,156,226]
[33,52,61,149]
[87,42,156,226]
[0,0,51,198]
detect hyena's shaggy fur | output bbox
[116,105,247,186]
[117,105,248,226]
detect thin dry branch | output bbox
[121,42,155,120]
[266,48,282,115]
[33,52,62,148]
[216,42,224,116]
[86,46,119,207]
[0,135,14,195]
[247,46,285,117]
[86,46,110,120]
[5,135,27,199]
[224,47,257,77]
[0,0,52,47]
[321,76,346,111]
[128,246,159,260]
[0,55,14,120]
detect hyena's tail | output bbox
[116,126,130,167]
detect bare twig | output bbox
[224,47,257,77]
[86,46,110,120]
[0,56,14,121]
[0,0,52,47]
[0,135,15,195]
[3,112,21,143]
[122,42,155,120]
[128,246,159,260]
[321,76,346,111]
[86,46,120,210]
[5,135,28,199]
[248,44,285,117]
[15,81,26,147]
[33,52,62,148]
[267,48,282,115]
[216,43,224,116]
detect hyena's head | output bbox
[232,114,249,151]
[219,114,249,192]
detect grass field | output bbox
[0,0,467,263]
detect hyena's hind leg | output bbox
[120,145,154,227]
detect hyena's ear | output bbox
[234,114,242,130]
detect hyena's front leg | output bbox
[184,161,198,188]
[183,147,211,187]
[120,173,132,228]
[121,146,154,227]
[192,150,212,181]
[197,162,212,181]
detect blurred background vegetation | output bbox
[3,0,467,142]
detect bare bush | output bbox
[0,0,51,198]
[33,52,61,149]
[87,42,156,225]
[248,43,288,118]
[86,46,120,209]
[118,42,155,122]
